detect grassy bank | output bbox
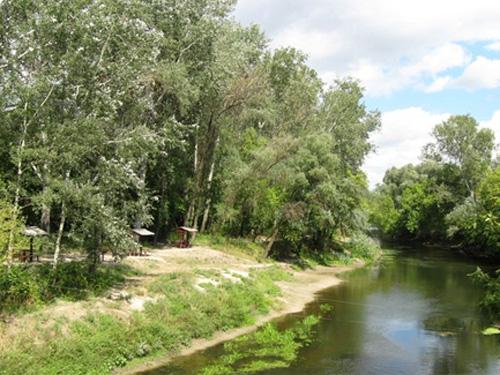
[193,234,268,260]
[0,266,291,375]
[194,233,382,268]
[0,263,138,315]
[0,234,381,375]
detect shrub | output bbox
[470,267,500,320]
[343,234,380,261]
[0,262,135,314]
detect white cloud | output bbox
[363,107,500,188]
[453,57,500,90]
[363,107,450,187]
[234,0,500,96]
[403,43,470,76]
[481,110,500,147]
[332,44,469,96]
[424,76,452,93]
[486,41,500,51]
[271,28,342,61]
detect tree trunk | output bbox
[200,196,212,233]
[7,87,55,265]
[192,205,200,230]
[7,103,28,267]
[88,228,101,274]
[185,138,199,226]
[134,163,147,229]
[52,202,66,268]
[200,138,219,233]
[41,202,51,233]
[40,129,51,233]
[154,184,166,244]
[265,225,279,258]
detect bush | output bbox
[470,267,500,320]
[0,262,136,314]
[343,234,380,261]
[0,266,43,310]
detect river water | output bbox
[143,247,500,374]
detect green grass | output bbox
[0,267,292,375]
[296,234,382,269]
[193,234,268,261]
[193,233,381,268]
[0,262,139,315]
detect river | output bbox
[142,247,500,374]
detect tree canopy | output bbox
[0,0,380,266]
[369,115,498,257]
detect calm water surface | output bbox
[144,247,500,374]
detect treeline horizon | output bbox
[370,114,499,258]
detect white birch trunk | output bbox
[53,170,70,268]
[53,201,66,268]
[7,103,28,266]
[200,137,219,233]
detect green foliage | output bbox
[0,263,135,314]
[482,327,500,335]
[368,191,399,234]
[447,168,500,255]
[194,233,267,259]
[470,267,500,321]
[342,234,381,262]
[201,315,320,374]
[0,267,291,374]
[425,115,495,195]
[370,117,496,255]
[1,0,381,268]
[0,200,24,260]
[319,303,334,314]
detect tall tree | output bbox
[424,115,495,197]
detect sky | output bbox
[232,0,500,187]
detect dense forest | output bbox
[369,114,499,258]
[0,0,381,269]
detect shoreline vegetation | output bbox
[0,236,380,375]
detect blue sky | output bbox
[233,0,500,187]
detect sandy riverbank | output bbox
[119,256,364,375]
[0,244,366,374]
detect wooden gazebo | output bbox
[130,228,155,256]
[21,226,48,262]
[176,226,197,248]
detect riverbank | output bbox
[0,245,369,375]
[120,258,364,374]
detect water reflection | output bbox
[144,248,500,375]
